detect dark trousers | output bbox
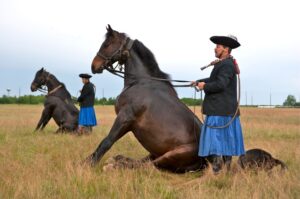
[207,155,232,174]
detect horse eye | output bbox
[103,42,110,48]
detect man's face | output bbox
[81,78,88,84]
[214,44,230,59]
[214,44,226,58]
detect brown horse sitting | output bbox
[86,25,207,172]
[31,68,79,132]
[238,148,287,171]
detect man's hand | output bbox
[197,82,206,90]
[190,81,197,86]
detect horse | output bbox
[87,25,207,173]
[31,68,79,132]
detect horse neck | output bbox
[123,50,177,97]
[124,50,152,86]
[47,77,72,100]
[45,75,61,91]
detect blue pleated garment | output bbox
[78,107,97,126]
[198,116,245,157]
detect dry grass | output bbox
[0,105,299,199]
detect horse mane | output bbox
[46,71,72,98]
[132,40,171,80]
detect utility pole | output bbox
[245,91,247,106]
[269,90,272,106]
[18,88,21,105]
[6,88,11,97]
[102,88,104,106]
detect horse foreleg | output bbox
[85,109,134,166]
[102,154,155,171]
[40,114,52,130]
[35,107,52,131]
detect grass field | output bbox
[0,105,299,199]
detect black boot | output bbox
[222,156,232,171]
[208,155,223,174]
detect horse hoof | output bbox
[103,163,115,172]
[104,157,116,165]
[113,154,126,161]
[81,155,96,167]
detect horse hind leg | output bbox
[151,144,206,173]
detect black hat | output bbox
[79,73,92,78]
[210,35,241,49]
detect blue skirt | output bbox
[198,116,245,157]
[78,107,97,126]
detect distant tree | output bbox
[283,95,296,106]
[0,95,45,104]
[180,98,203,106]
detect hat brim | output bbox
[79,74,92,78]
[210,36,240,49]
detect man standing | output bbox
[194,35,245,174]
[77,73,97,134]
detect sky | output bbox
[0,0,299,105]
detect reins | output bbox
[98,36,240,129]
[96,37,196,89]
[105,66,195,88]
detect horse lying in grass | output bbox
[31,68,79,133]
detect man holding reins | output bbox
[193,35,245,174]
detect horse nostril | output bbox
[91,64,97,74]
[92,56,105,74]
[31,84,37,91]
[92,62,103,74]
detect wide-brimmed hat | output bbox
[210,35,241,49]
[79,73,92,79]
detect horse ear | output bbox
[40,67,44,72]
[106,24,113,33]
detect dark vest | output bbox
[198,58,239,116]
[77,82,95,107]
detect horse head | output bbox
[92,25,130,74]
[31,68,49,92]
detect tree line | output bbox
[0,95,117,105]
[0,95,202,106]
[0,94,298,107]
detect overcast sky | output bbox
[0,0,299,105]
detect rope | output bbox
[105,59,240,129]
[105,67,195,88]
[200,74,241,129]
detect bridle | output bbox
[96,37,134,68]
[95,37,195,88]
[34,71,62,95]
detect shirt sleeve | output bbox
[196,78,210,83]
[204,64,234,94]
[77,84,91,102]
